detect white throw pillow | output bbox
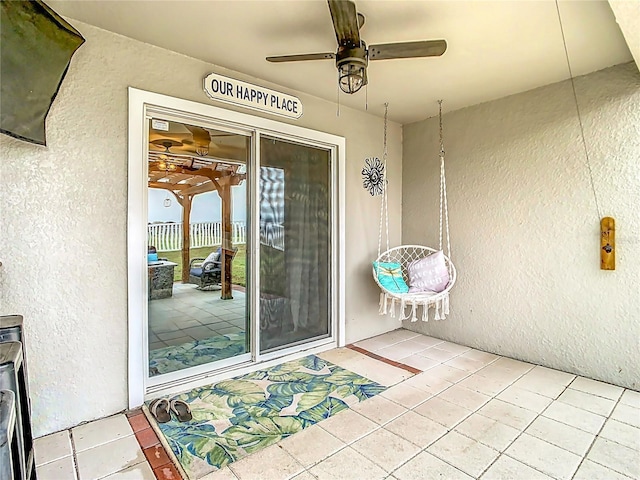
[407,251,450,293]
[204,250,220,264]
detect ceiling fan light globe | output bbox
[338,62,365,94]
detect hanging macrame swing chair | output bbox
[373,101,456,322]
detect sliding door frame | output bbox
[127,87,345,408]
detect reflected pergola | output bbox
[148,126,247,300]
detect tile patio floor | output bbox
[35,329,640,480]
[148,284,246,351]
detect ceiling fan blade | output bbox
[266,53,335,63]
[369,40,447,61]
[328,0,361,48]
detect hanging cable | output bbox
[554,0,602,221]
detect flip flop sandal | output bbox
[170,399,193,422]
[149,398,171,423]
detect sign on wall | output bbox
[203,73,303,119]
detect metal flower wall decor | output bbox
[362,157,385,196]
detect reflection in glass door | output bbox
[146,119,250,377]
[259,137,332,352]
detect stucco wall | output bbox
[0,21,402,436]
[402,62,640,390]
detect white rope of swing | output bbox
[377,101,451,263]
[438,100,452,262]
[377,103,390,259]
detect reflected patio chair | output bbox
[189,247,237,290]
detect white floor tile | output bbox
[459,349,500,364]
[377,340,430,361]
[573,460,634,480]
[409,335,445,348]
[542,401,606,434]
[399,354,440,371]
[382,329,421,343]
[353,336,396,352]
[343,356,413,387]
[403,372,453,394]
[40,332,639,480]
[488,357,534,375]
[200,467,239,479]
[511,374,568,399]
[76,435,145,480]
[525,416,595,456]
[316,347,363,366]
[610,403,640,428]
[506,433,582,480]
[393,451,474,480]
[414,397,473,428]
[475,365,524,384]
[599,418,640,450]
[436,342,472,354]
[72,414,133,452]
[290,472,316,480]
[569,377,624,401]
[458,373,513,397]
[438,385,490,412]
[444,356,488,373]
[279,424,345,468]
[350,394,408,425]
[102,462,156,480]
[619,389,640,408]
[36,455,77,480]
[454,414,520,452]
[34,430,73,466]
[384,411,448,448]
[427,430,500,478]
[527,366,576,385]
[308,446,387,480]
[497,385,553,413]
[380,383,433,409]
[229,443,303,480]
[419,347,460,362]
[480,455,553,480]
[586,437,640,479]
[478,399,537,430]
[351,428,421,472]
[558,388,616,416]
[318,408,378,444]
[421,364,470,383]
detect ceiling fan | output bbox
[266,0,447,94]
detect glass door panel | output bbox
[259,136,332,353]
[147,119,250,376]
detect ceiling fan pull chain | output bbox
[365,84,368,111]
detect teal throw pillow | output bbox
[373,261,409,294]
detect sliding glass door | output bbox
[146,118,250,379]
[259,137,332,352]
[128,88,344,403]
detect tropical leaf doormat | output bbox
[155,355,386,479]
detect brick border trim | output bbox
[126,409,182,480]
[346,344,422,374]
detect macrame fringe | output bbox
[378,293,451,322]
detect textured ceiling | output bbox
[47,0,633,124]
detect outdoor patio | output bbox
[149,284,246,351]
[34,329,639,480]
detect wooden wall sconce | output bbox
[600,217,615,270]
